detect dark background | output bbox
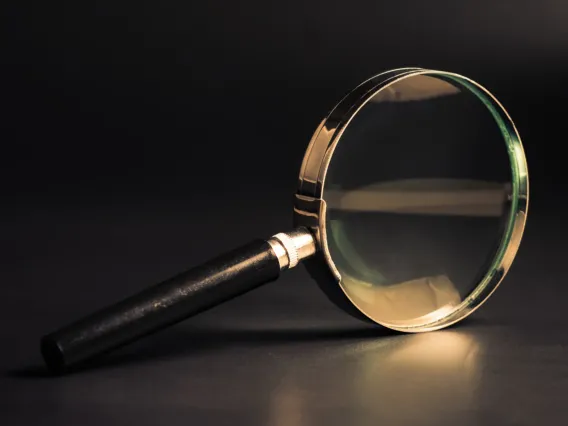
[1,2,566,425]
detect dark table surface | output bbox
[1,189,566,426]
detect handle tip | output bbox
[41,335,66,374]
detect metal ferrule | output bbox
[267,227,317,270]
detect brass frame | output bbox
[293,68,529,332]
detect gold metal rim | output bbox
[294,68,529,332]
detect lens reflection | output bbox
[268,331,482,426]
[324,74,512,327]
[353,332,482,425]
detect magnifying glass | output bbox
[41,68,528,373]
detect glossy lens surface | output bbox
[323,74,516,328]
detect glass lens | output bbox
[323,74,514,328]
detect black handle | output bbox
[41,239,281,373]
